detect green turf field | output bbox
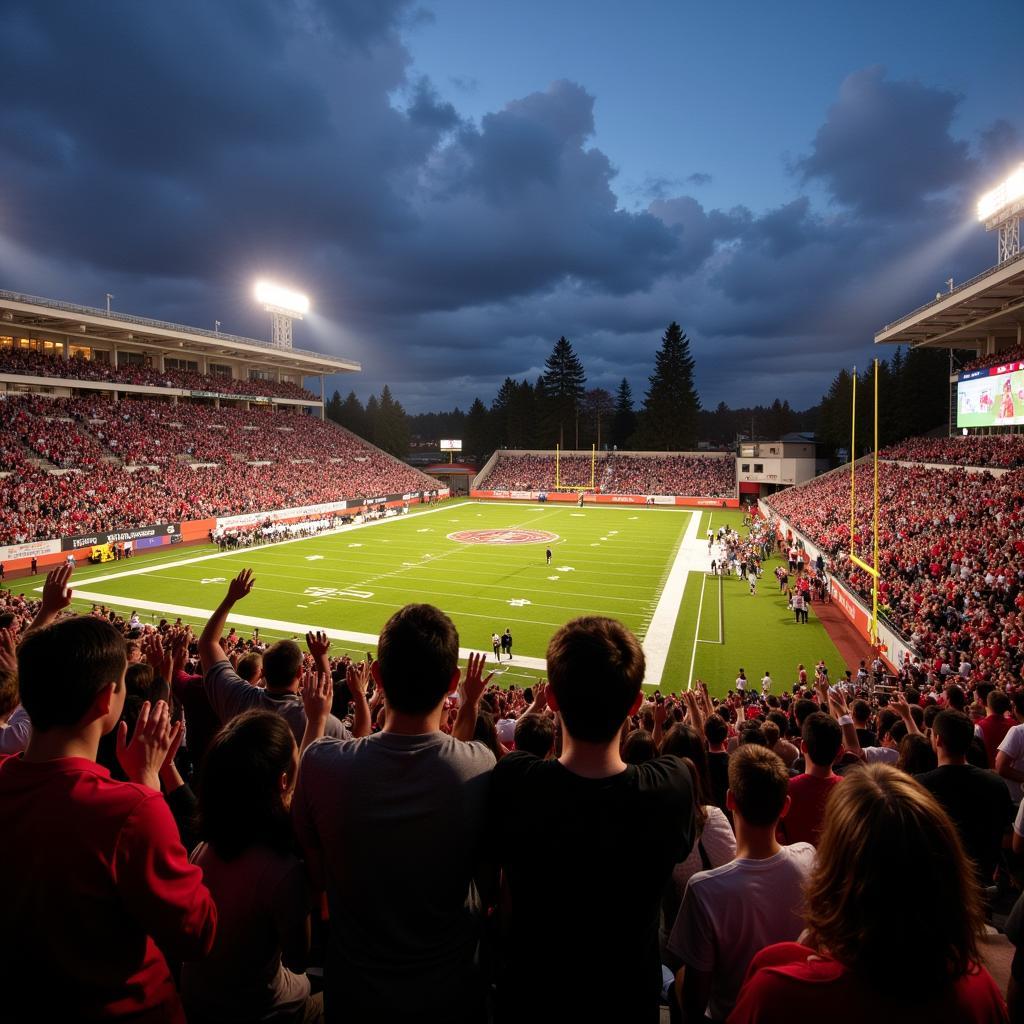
[14,499,844,696]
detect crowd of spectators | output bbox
[0,396,436,543]
[0,346,318,401]
[963,347,1024,374]
[0,566,1016,1021]
[482,452,736,497]
[765,458,1024,689]
[881,434,1024,468]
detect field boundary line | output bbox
[687,572,706,690]
[644,510,702,687]
[63,588,550,672]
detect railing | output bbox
[877,248,1024,335]
[0,288,339,362]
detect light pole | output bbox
[254,281,309,349]
[214,320,221,333]
[105,293,114,315]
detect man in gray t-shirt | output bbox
[199,571,363,745]
[293,604,495,1024]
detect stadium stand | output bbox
[0,346,319,401]
[962,346,1024,373]
[481,451,736,496]
[0,395,438,542]
[880,433,1024,468]
[765,455,1024,687]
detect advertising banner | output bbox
[62,523,180,551]
[0,538,62,564]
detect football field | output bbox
[41,499,844,696]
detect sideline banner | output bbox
[0,538,62,564]
[62,523,181,551]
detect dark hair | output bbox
[18,616,127,732]
[988,690,1011,716]
[944,685,966,712]
[377,604,459,715]
[876,708,898,739]
[704,714,728,746]
[852,699,871,724]
[802,712,842,768]
[198,710,296,861]
[896,733,937,775]
[236,652,263,683]
[473,711,503,760]
[262,640,303,690]
[767,710,789,734]
[546,617,644,743]
[662,724,712,799]
[514,714,555,758]
[933,710,974,760]
[622,729,657,764]
[1013,691,1024,718]
[125,662,155,697]
[805,764,985,992]
[738,724,769,747]
[728,745,789,827]
[794,698,819,727]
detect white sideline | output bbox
[642,510,703,687]
[63,588,550,672]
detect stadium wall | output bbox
[471,489,739,508]
[758,498,918,672]
[0,488,449,575]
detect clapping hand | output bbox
[116,700,181,791]
[346,660,370,700]
[301,666,333,726]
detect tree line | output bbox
[326,327,957,466]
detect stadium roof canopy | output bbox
[874,249,1024,352]
[0,289,360,377]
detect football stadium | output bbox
[2,5,1024,1023]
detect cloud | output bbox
[0,9,1019,414]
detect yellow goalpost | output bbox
[848,359,880,646]
[554,443,598,491]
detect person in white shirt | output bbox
[667,746,815,1021]
[735,670,747,696]
[997,722,1024,803]
[761,672,772,696]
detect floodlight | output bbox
[977,164,1024,223]
[254,280,309,316]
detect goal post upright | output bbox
[591,443,596,490]
[848,359,880,646]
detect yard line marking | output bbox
[644,509,704,687]
[687,574,706,690]
[48,500,476,590]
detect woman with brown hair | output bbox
[729,763,1006,1023]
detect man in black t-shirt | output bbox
[489,616,695,1023]
[918,709,1013,885]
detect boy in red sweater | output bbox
[0,567,216,1022]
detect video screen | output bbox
[957,362,1024,428]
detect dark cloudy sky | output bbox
[1,0,1021,413]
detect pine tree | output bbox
[464,397,491,465]
[611,378,637,448]
[373,385,410,458]
[364,394,380,446]
[636,322,701,450]
[540,336,586,448]
[325,389,343,423]
[336,391,367,437]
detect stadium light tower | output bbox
[254,280,310,349]
[977,163,1024,264]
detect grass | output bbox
[10,500,844,697]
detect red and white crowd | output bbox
[0,347,318,401]
[881,434,1024,468]
[482,452,736,497]
[0,396,436,543]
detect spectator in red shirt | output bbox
[0,573,216,1022]
[777,712,842,847]
[978,689,1014,769]
[729,764,1007,1023]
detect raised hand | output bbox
[142,633,172,683]
[346,660,371,699]
[301,666,333,725]
[225,569,255,604]
[28,563,75,631]
[461,651,493,707]
[306,630,331,663]
[116,700,181,791]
